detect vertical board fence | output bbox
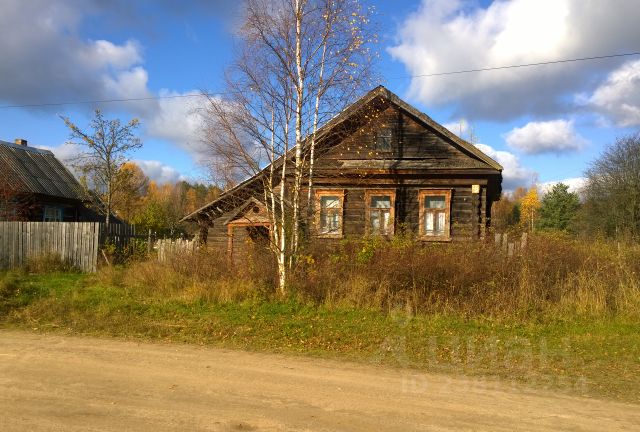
[0,222,196,272]
[156,238,197,262]
[0,222,101,272]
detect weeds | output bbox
[25,253,76,274]
[83,233,640,322]
[1,235,639,402]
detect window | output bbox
[365,190,396,235]
[375,128,393,152]
[43,206,62,222]
[316,190,344,238]
[419,190,451,240]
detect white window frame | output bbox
[418,189,452,241]
[315,189,345,238]
[365,189,396,236]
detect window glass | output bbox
[371,196,391,208]
[321,196,340,209]
[319,195,341,234]
[425,196,446,209]
[375,129,392,151]
[369,195,393,234]
[421,192,449,238]
[43,206,62,222]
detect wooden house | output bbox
[182,86,503,256]
[0,138,100,222]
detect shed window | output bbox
[419,190,451,241]
[365,190,396,235]
[316,190,344,238]
[43,206,62,222]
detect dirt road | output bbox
[0,330,637,431]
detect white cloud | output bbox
[389,0,640,120]
[35,142,82,163]
[443,119,470,137]
[540,177,586,195]
[144,90,208,157]
[0,0,149,109]
[504,119,587,154]
[34,144,188,185]
[582,59,640,127]
[474,143,536,191]
[135,160,187,184]
[0,1,214,162]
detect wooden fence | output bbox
[156,238,197,262]
[494,232,528,257]
[0,222,197,272]
[0,222,102,272]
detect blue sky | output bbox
[1,0,639,191]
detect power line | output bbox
[0,92,225,109]
[388,51,640,79]
[1,51,639,109]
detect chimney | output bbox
[14,138,27,146]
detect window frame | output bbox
[43,206,62,222]
[418,189,452,241]
[364,189,396,236]
[315,189,345,238]
[374,127,394,153]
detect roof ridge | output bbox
[0,139,54,155]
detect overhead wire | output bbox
[1,51,639,109]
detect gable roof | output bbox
[313,85,502,171]
[181,85,502,222]
[0,140,86,201]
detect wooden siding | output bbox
[310,183,486,241]
[314,103,492,172]
[198,96,501,253]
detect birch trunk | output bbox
[291,0,304,261]
[306,30,329,212]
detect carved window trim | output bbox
[315,189,345,238]
[418,189,452,241]
[364,189,396,236]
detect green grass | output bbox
[1,271,639,402]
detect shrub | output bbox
[293,233,640,319]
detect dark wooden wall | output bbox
[309,183,488,241]
[201,99,501,252]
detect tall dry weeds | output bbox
[96,234,640,319]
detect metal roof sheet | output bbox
[0,140,86,201]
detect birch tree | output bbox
[203,0,376,294]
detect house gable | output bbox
[181,85,502,224]
[225,198,270,227]
[314,96,499,174]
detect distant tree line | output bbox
[492,131,640,240]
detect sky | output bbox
[1,0,639,192]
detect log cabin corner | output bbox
[181,86,503,257]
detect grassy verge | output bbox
[1,271,638,403]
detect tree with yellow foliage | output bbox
[112,162,149,222]
[519,186,541,232]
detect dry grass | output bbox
[295,233,640,319]
[25,253,76,274]
[97,233,640,321]
[98,247,276,303]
